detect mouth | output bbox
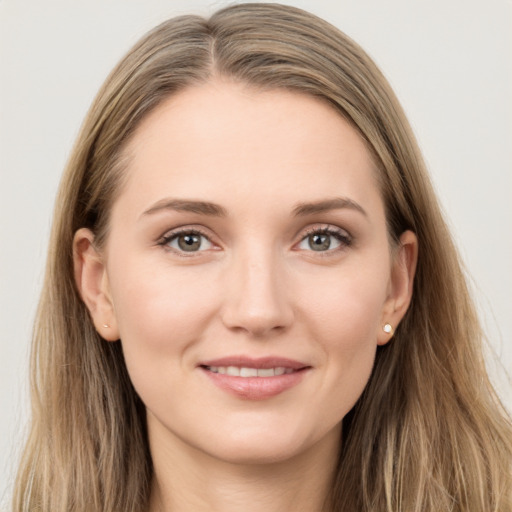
[198,356,311,400]
[202,366,297,377]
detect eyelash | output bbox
[157,225,352,255]
[298,226,352,254]
[158,228,213,257]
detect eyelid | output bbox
[157,226,219,255]
[295,224,353,253]
[301,224,351,238]
[155,223,352,255]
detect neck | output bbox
[147,422,340,512]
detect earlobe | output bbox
[378,230,418,345]
[73,228,119,341]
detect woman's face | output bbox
[76,80,416,465]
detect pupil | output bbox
[310,234,330,251]
[178,234,200,251]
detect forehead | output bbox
[118,80,382,216]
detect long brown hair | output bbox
[13,3,512,511]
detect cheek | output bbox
[108,254,221,357]
[295,260,389,407]
[106,257,225,418]
[297,259,389,345]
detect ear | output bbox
[73,228,119,341]
[377,230,418,345]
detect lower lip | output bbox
[200,367,309,400]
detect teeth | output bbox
[226,366,240,376]
[206,366,294,377]
[257,368,274,377]
[240,367,258,377]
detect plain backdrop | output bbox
[1,0,511,503]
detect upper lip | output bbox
[199,356,309,370]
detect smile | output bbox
[199,356,310,400]
[204,366,295,377]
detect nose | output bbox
[220,248,294,338]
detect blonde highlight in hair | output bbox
[13,4,512,511]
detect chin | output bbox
[204,440,309,466]
[194,420,341,467]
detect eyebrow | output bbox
[142,198,228,217]
[292,197,367,217]
[141,196,367,219]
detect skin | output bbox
[74,80,417,512]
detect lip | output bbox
[198,356,311,400]
[200,356,308,370]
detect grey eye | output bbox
[167,232,213,252]
[308,233,331,251]
[298,232,342,252]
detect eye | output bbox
[161,230,213,253]
[297,227,351,252]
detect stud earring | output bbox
[383,323,393,334]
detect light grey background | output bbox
[1,0,511,503]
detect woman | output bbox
[12,3,512,511]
